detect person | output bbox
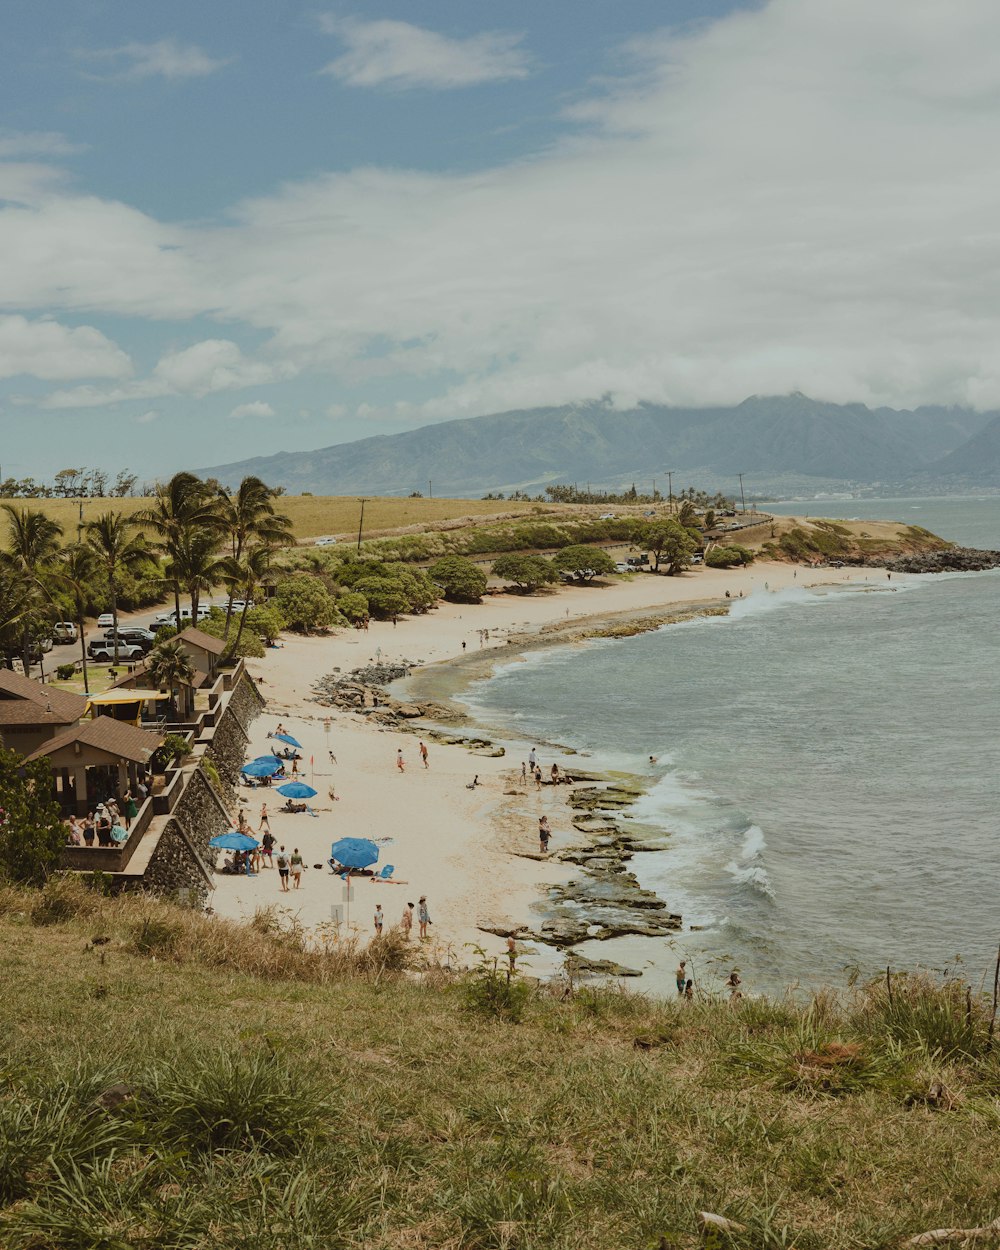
[461,640,466,651]
[400,902,414,939]
[328,750,337,764]
[275,723,285,736]
[123,789,138,830]
[274,763,286,778]
[67,817,83,846]
[419,741,429,769]
[684,978,694,1001]
[281,799,307,814]
[675,961,687,995]
[649,755,657,766]
[725,970,742,1001]
[82,813,95,847]
[550,763,560,784]
[534,766,542,790]
[291,757,299,776]
[136,776,149,802]
[466,775,479,789]
[275,845,290,892]
[396,749,405,773]
[418,896,431,939]
[528,747,537,770]
[506,935,517,972]
[521,761,527,782]
[258,803,270,832]
[374,904,384,936]
[95,804,112,847]
[538,816,551,854]
[260,829,275,867]
[290,848,304,889]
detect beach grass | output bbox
[2,879,999,1249]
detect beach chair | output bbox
[378,864,395,880]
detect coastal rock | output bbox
[566,955,643,978]
[395,703,423,718]
[851,546,1000,574]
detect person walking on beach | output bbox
[419,741,429,769]
[521,761,527,783]
[374,904,384,936]
[418,896,431,939]
[550,763,560,785]
[290,848,304,889]
[538,816,551,854]
[275,845,290,892]
[400,902,414,939]
[258,803,270,833]
[507,935,517,973]
[396,749,405,773]
[528,747,537,771]
[675,960,687,995]
[261,829,274,867]
[534,766,543,790]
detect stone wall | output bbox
[140,821,214,905]
[210,671,266,787]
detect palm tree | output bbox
[51,545,100,694]
[164,526,228,623]
[1,505,63,674]
[216,477,293,637]
[135,473,221,626]
[677,500,698,528]
[224,543,275,656]
[84,513,149,665]
[147,637,196,719]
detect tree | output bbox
[550,545,616,582]
[274,573,340,632]
[429,555,488,603]
[704,509,717,530]
[146,638,196,716]
[336,591,369,624]
[84,513,148,664]
[215,476,293,638]
[222,543,277,656]
[351,576,409,620]
[111,470,139,498]
[491,553,559,593]
[165,526,228,623]
[1,505,63,674]
[52,545,100,694]
[642,520,697,575]
[677,500,698,528]
[0,747,67,884]
[136,473,221,626]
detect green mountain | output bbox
[199,395,994,496]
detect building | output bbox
[0,669,88,756]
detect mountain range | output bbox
[199,394,1000,497]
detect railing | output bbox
[58,795,155,873]
[152,767,184,815]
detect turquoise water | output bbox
[466,498,1000,994]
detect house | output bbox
[24,716,165,817]
[174,626,226,684]
[0,670,88,756]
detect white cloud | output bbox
[0,131,85,159]
[229,400,275,420]
[136,410,158,424]
[319,17,530,89]
[14,0,1000,419]
[0,315,131,381]
[80,38,229,82]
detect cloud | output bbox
[0,131,85,159]
[229,400,275,420]
[0,316,131,381]
[80,38,229,82]
[15,0,1000,420]
[319,17,530,89]
[136,410,158,424]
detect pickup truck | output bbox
[87,639,145,662]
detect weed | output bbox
[461,951,533,1023]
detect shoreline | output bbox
[208,559,898,972]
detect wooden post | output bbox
[987,944,1000,1052]
[886,965,894,1008]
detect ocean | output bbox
[464,497,1000,996]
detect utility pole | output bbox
[737,473,746,515]
[428,480,432,499]
[667,471,673,513]
[356,498,369,553]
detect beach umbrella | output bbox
[277,782,317,799]
[330,837,379,869]
[209,831,259,850]
[274,733,302,748]
[243,759,282,777]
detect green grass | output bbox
[2,881,1000,1248]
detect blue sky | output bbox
[2,0,999,484]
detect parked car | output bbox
[690,553,704,565]
[224,599,255,613]
[614,562,631,573]
[96,613,115,629]
[599,513,617,520]
[88,639,145,662]
[103,627,156,653]
[152,605,211,628]
[315,537,337,547]
[52,622,78,645]
[626,555,650,568]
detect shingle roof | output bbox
[176,626,226,657]
[0,670,88,724]
[24,716,165,765]
[109,661,209,691]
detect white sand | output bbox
[209,559,885,960]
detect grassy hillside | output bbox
[2,880,999,1249]
[12,495,550,543]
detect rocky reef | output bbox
[850,546,1000,574]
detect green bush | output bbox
[336,590,369,623]
[491,553,559,592]
[461,953,533,1022]
[55,662,76,681]
[706,544,754,568]
[0,748,68,886]
[274,573,342,632]
[429,555,488,603]
[551,545,616,580]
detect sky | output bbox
[2,0,1000,482]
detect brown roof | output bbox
[176,626,226,657]
[24,716,165,765]
[0,670,88,725]
[110,661,209,691]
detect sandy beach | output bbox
[209,558,884,963]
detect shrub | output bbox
[0,749,69,886]
[491,553,559,592]
[274,573,341,632]
[55,662,76,681]
[156,734,192,767]
[429,555,488,603]
[551,545,616,581]
[461,952,533,1022]
[706,544,754,568]
[336,590,369,623]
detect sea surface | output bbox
[463,497,1000,996]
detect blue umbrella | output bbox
[277,782,318,799]
[243,759,282,777]
[330,837,380,869]
[274,733,302,748]
[209,831,259,850]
